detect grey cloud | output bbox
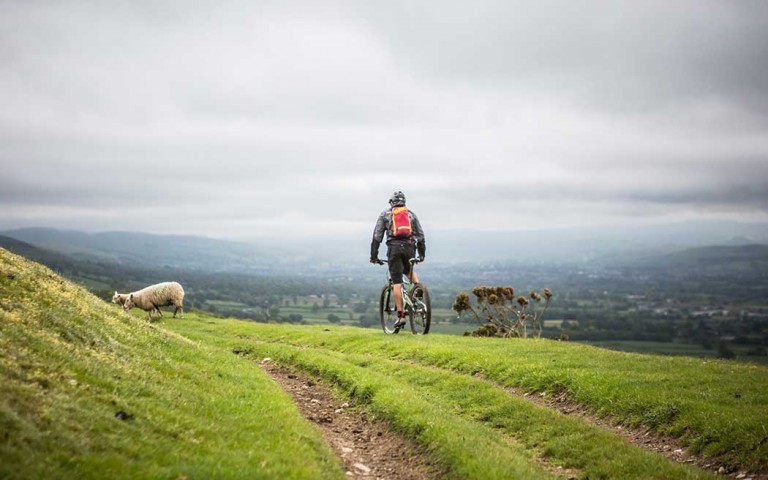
[1,0,767,239]
[422,154,768,214]
[354,1,768,118]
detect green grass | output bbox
[168,322,767,474]
[3,247,766,479]
[0,249,343,480]
[177,327,715,479]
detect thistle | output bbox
[453,285,554,338]
[453,292,471,313]
[473,286,488,300]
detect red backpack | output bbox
[391,206,412,238]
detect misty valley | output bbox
[1,228,766,364]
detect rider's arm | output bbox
[370,210,388,262]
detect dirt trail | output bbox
[501,383,766,480]
[261,357,765,480]
[260,359,444,480]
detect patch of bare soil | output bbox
[260,359,444,480]
[503,384,767,480]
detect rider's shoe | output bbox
[393,311,407,331]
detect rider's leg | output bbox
[393,283,404,315]
[388,242,408,320]
[403,243,419,286]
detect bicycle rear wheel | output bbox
[379,284,399,334]
[409,283,431,335]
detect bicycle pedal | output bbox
[393,318,407,332]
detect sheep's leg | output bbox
[174,305,184,318]
[153,304,163,318]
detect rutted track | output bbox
[266,342,765,480]
[265,351,766,479]
[163,319,768,479]
[220,324,767,478]
[260,359,444,480]
[234,339,716,480]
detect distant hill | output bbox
[0,234,84,273]
[0,234,42,258]
[0,227,284,274]
[656,244,768,273]
[3,220,768,270]
[0,234,171,293]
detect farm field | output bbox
[585,340,719,357]
[584,341,768,366]
[2,247,767,479]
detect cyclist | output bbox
[370,191,426,328]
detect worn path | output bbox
[261,360,444,480]
[262,357,766,480]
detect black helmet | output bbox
[389,191,406,206]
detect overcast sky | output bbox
[2,0,767,243]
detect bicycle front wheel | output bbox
[379,284,399,334]
[409,283,431,335]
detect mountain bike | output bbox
[376,258,431,335]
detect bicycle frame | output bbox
[377,258,431,335]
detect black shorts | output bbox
[387,241,416,284]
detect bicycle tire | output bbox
[379,284,399,334]
[409,283,431,335]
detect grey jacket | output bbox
[370,206,426,260]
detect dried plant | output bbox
[454,285,554,338]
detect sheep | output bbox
[118,282,185,320]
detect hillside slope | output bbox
[0,247,343,480]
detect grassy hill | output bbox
[2,247,767,479]
[0,248,342,480]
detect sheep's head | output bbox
[123,294,135,310]
[112,291,126,305]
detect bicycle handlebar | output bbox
[374,258,422,265]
